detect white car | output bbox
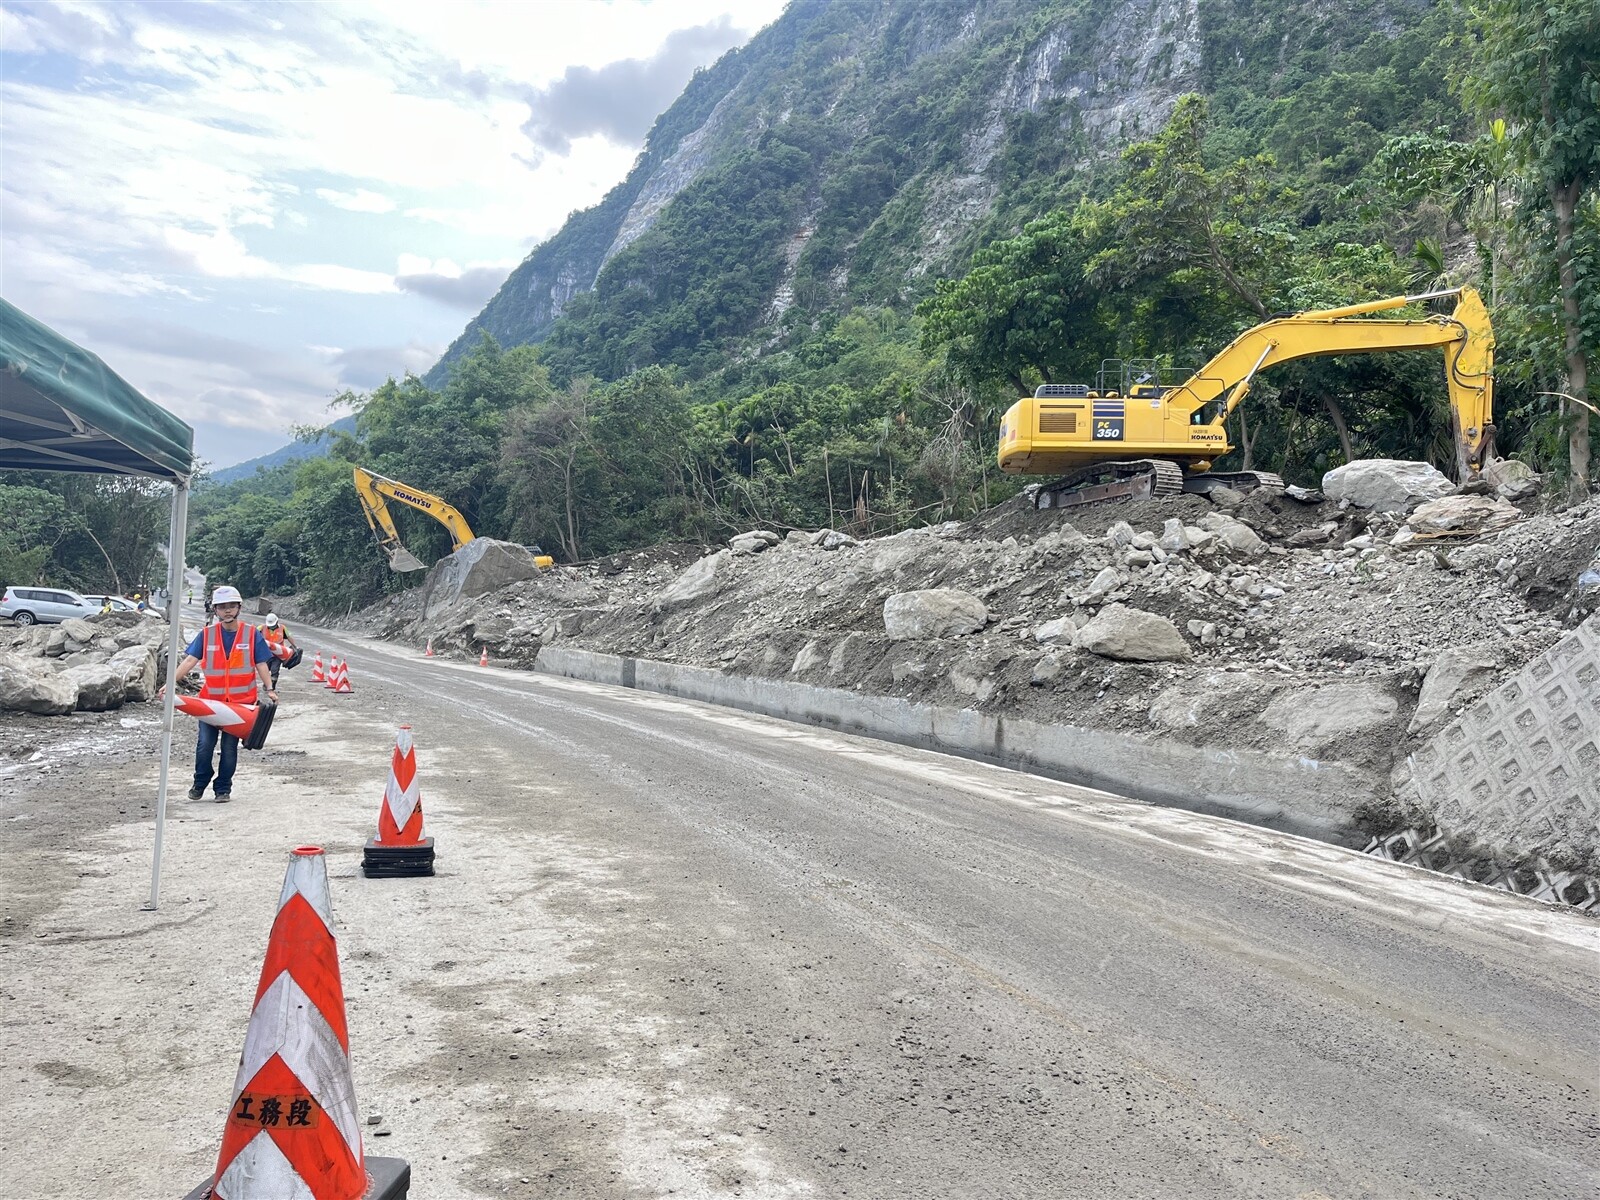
[0,586,100,625]
[83,594,138,613]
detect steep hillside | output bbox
[427,0,1447,386]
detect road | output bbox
[2,620,1597,1199]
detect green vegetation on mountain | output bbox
[167,0,1598,613]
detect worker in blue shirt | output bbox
[156,585,277,801]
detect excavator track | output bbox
[1181,470,1285,496]
[1033,458,1186,510]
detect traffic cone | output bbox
[175,695,262,742]
[183,847,409,1200]
[310,651,325,683]
[331,659,353,695]
[423,638,434,658]
[477,645,488,667]
[323,656,340,689]
[362,727,434,878]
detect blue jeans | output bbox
[194,722,240,795]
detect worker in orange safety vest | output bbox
[156,584,277,802]
[261,612,295,687]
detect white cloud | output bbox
[0,0,788,464]
[316,187,397,214]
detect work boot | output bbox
[186,785,204,800]
[214,790,231,803]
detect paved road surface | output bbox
[3,619,1595,1199]
[305,628,1598,1198]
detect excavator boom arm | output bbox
[351,468,476,572]
[1169,287,1495,477]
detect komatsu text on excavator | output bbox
[352,467,554,572]
[997,287,1495,509]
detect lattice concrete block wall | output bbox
[1409,614,1600,868]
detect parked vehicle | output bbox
[83,594,138,613]
[0,586,100,625]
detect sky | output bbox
[0,0,787,469]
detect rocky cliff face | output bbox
[426,0,1423,385]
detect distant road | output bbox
[293,627,1600,1195]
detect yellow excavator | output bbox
[997,286,1495,509]
[352,467,554,572]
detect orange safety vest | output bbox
[199,622,259,704]
[262,625,292,660]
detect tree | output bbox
[1462,0,1600,500]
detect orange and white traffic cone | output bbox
[362,727,434,878]
[184,846,409,1200]
[423,638,434,658]
[477,645,488,668]
[331,659,353,695]
[310,651,325,683]
[323,656,340,689]
[175,695,262,742]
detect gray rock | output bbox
[1283,484,1324,504]
[1081,566,1122,602]
[1410,649,1498,734]
[107,645,158,702]
[815,530,858,551]
[654,550,732,611]
[1030,653,1066,685]
[948,657,998,701]
[729,530,781,554]
[1206,485,1246,508]
[1074,604,1191,662]
[1483,457,1539,500]
[421,538,546,617]
[1215,521,1267,557]
[1260,682,1399,751]
[882,589,988,640]
[60,617,96,642]
[1322,459,1453,512]
[0,660,78,714]
[61,663,126,711]
[1104,521,1137,549]
[1032,617,1077,645]
[1159,518,1190,553]
[1405,494,1521,537]
[784,530,811,547]
[44,628,67,657]
[790,639,826,674]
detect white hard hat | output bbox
[265,613,279,626]
[212,585,243,604]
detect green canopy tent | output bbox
[0,297,196,909]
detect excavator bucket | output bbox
[386,545,428,572]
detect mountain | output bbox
[208,414,357,484]
[425,0,1445,387]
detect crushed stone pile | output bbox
[336,461,1600,839]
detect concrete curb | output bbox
[535,646,1379,846]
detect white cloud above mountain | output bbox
[0,0,786,468]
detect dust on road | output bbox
[2,631,1597,1199]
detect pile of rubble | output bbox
[338,458,1597,853]
[0,611,168,715]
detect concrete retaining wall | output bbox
[535,646,1379,846]
[1408,614,1599,869]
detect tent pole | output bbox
[145,476,190,911]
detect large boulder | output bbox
[1410,649,1498,734]
[0,659,78,715]
[654,550,732,611]
[107,645,158,703]
[1260,681,1398,752]
[728,530,780,554]
[60,617,96,642]
[61,663,126,711]
[1404,494,1521,537]
[1074,604,1191,662]
[420,538,545,617]
[1322,459,1453,512]
[882,589,988,640]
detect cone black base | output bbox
[362,836,435,878]
[184,1155,411,1199]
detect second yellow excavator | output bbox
[997,287,1495,509]
[352,467,554,572]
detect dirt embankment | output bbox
[317,476,1600,849]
